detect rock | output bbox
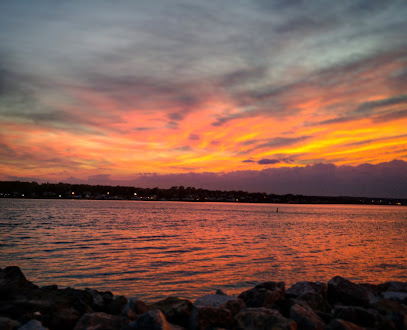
[18,319,48,330]
[238,282,285,308]
[296,292,331,314]
[379,281,407,293]
[126,310,172,330]
[289,303,325,329]
[189,305,234,330]
[215,289,226,295]
[59,287,95,315]
[74,312,126,330]
[41,285,58,290]
[149,297,193,328]
[382,291,407,303]
[45,307,81,330]
[0,267,37,295]
[327,276,370,306]
[194,293,245,315]
[286,281,327,299]
[333,305,386,328]
[326,319,364,330]
[106,295,127,315]
[371,299,407,329]
[122,298,149,320]
[235,307,296,330]
[0,316,20,330]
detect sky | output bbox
[1,1,407,197]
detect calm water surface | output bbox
[1,199,406,301]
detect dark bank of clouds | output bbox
[124,160,407,198]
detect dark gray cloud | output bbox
[372,109,407,123]
[258,159,280,165]
[355,95,407,114]
[113,160,407,198]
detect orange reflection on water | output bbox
[1,200,406,301]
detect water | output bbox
[1,199,406,302]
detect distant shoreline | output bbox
[1,180,406,206]
[1,197,407,208]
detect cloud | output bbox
[189,134,200,141]
[242,159,255,163]
[258,158,280,165]
[116,160,407,198]
[355,95,407,114]
[240,136,312,154]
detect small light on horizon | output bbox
[107,192,110,195]
[134,193,137,196]
[72,192,74,195]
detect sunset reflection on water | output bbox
[1,199,406,301]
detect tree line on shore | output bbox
[0,180,405,205]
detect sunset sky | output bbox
[1,1,407,197]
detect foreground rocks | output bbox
[1,267,407,329]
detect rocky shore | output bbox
[1,267,407,329]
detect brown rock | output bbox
[286,282,327,299]
[194,293,245,315]
[126,310,172,330]
[235,307,297,330]
[371,299,407,329]
[290,303,325,329]
[296,292,332,314]
[0,267,37,295]
[238,282,285,308]
[333,306,386,328]
[74,312,126,330]
[122,298,149,320]
[326,318,364,330]
[18,319,48,330]
[189,305,234,330]
[149,297,193,328]
[327,276,370,306]
[0,316,21,330]
[107,295,128,315]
